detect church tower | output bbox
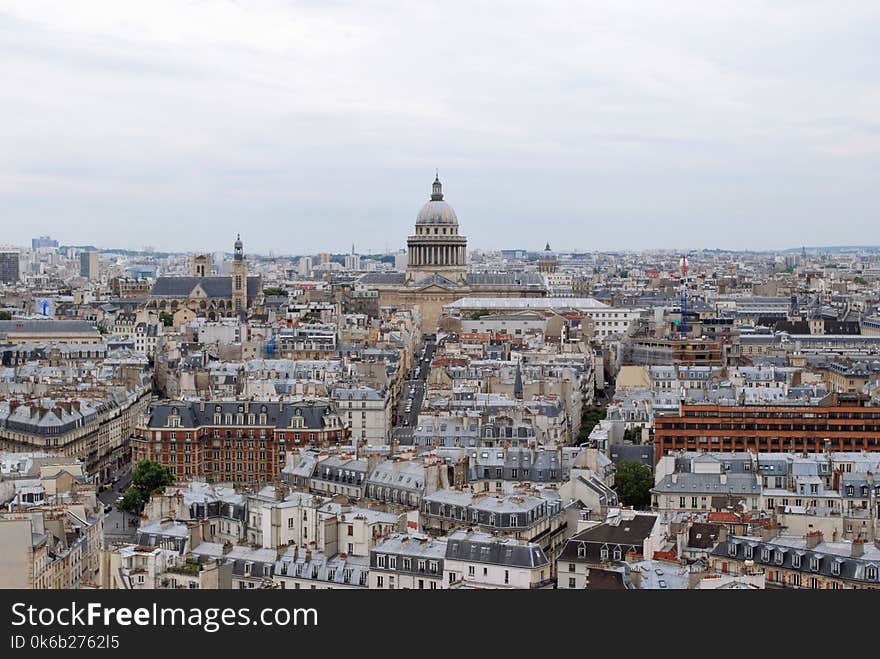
[231,234,247,314]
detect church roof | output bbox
[150,276,261,299]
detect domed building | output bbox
[406,175,468,284]
[359,175,546,330]
[537,242,558,274]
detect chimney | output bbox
[761,520,779,542]
[851,537,865,558]
[805,530,824,550]
[222,541,233,554]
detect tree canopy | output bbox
[614,460,654,509]
[578,406,607,442]
[118,460,174,514]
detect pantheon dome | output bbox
[406,175,468,283]
[416,176,459,225]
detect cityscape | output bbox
[2,177,880,591]
[1,3,879,600]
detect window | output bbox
[568,578,576,588]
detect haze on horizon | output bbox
[2,1,879,255]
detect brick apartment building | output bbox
[654,393,880,463]
[132,400,347,483]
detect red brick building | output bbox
[132,400,347,483]
[654,393,880,463]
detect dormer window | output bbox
[867,566,878,581]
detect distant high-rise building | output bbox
[31,235,58,250]
[298,256,314,277]
[319,252,331,264]
[0,249,20,283]
[80,251,99,280]
[345,254,361,271]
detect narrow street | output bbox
[98,463,137,545]
[391,335,436,446]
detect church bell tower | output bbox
[231,234,247,314]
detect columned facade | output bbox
[406,176,468,283]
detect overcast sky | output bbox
[2,1,879,255]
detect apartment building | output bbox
[654,393,880,463]
[132,400,347,484]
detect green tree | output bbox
[623,426,643,443]
[158,311,173,327]
[470,309,491,320]
[118,460,174,514]
[262,287,287,297]
[131,459,174,494]
[614,460,654,509]
[578,406,607,442]
[854,276,868,286]
[0,311,11,320]
[118,488,146,514]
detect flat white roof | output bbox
[444,297,609,310]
